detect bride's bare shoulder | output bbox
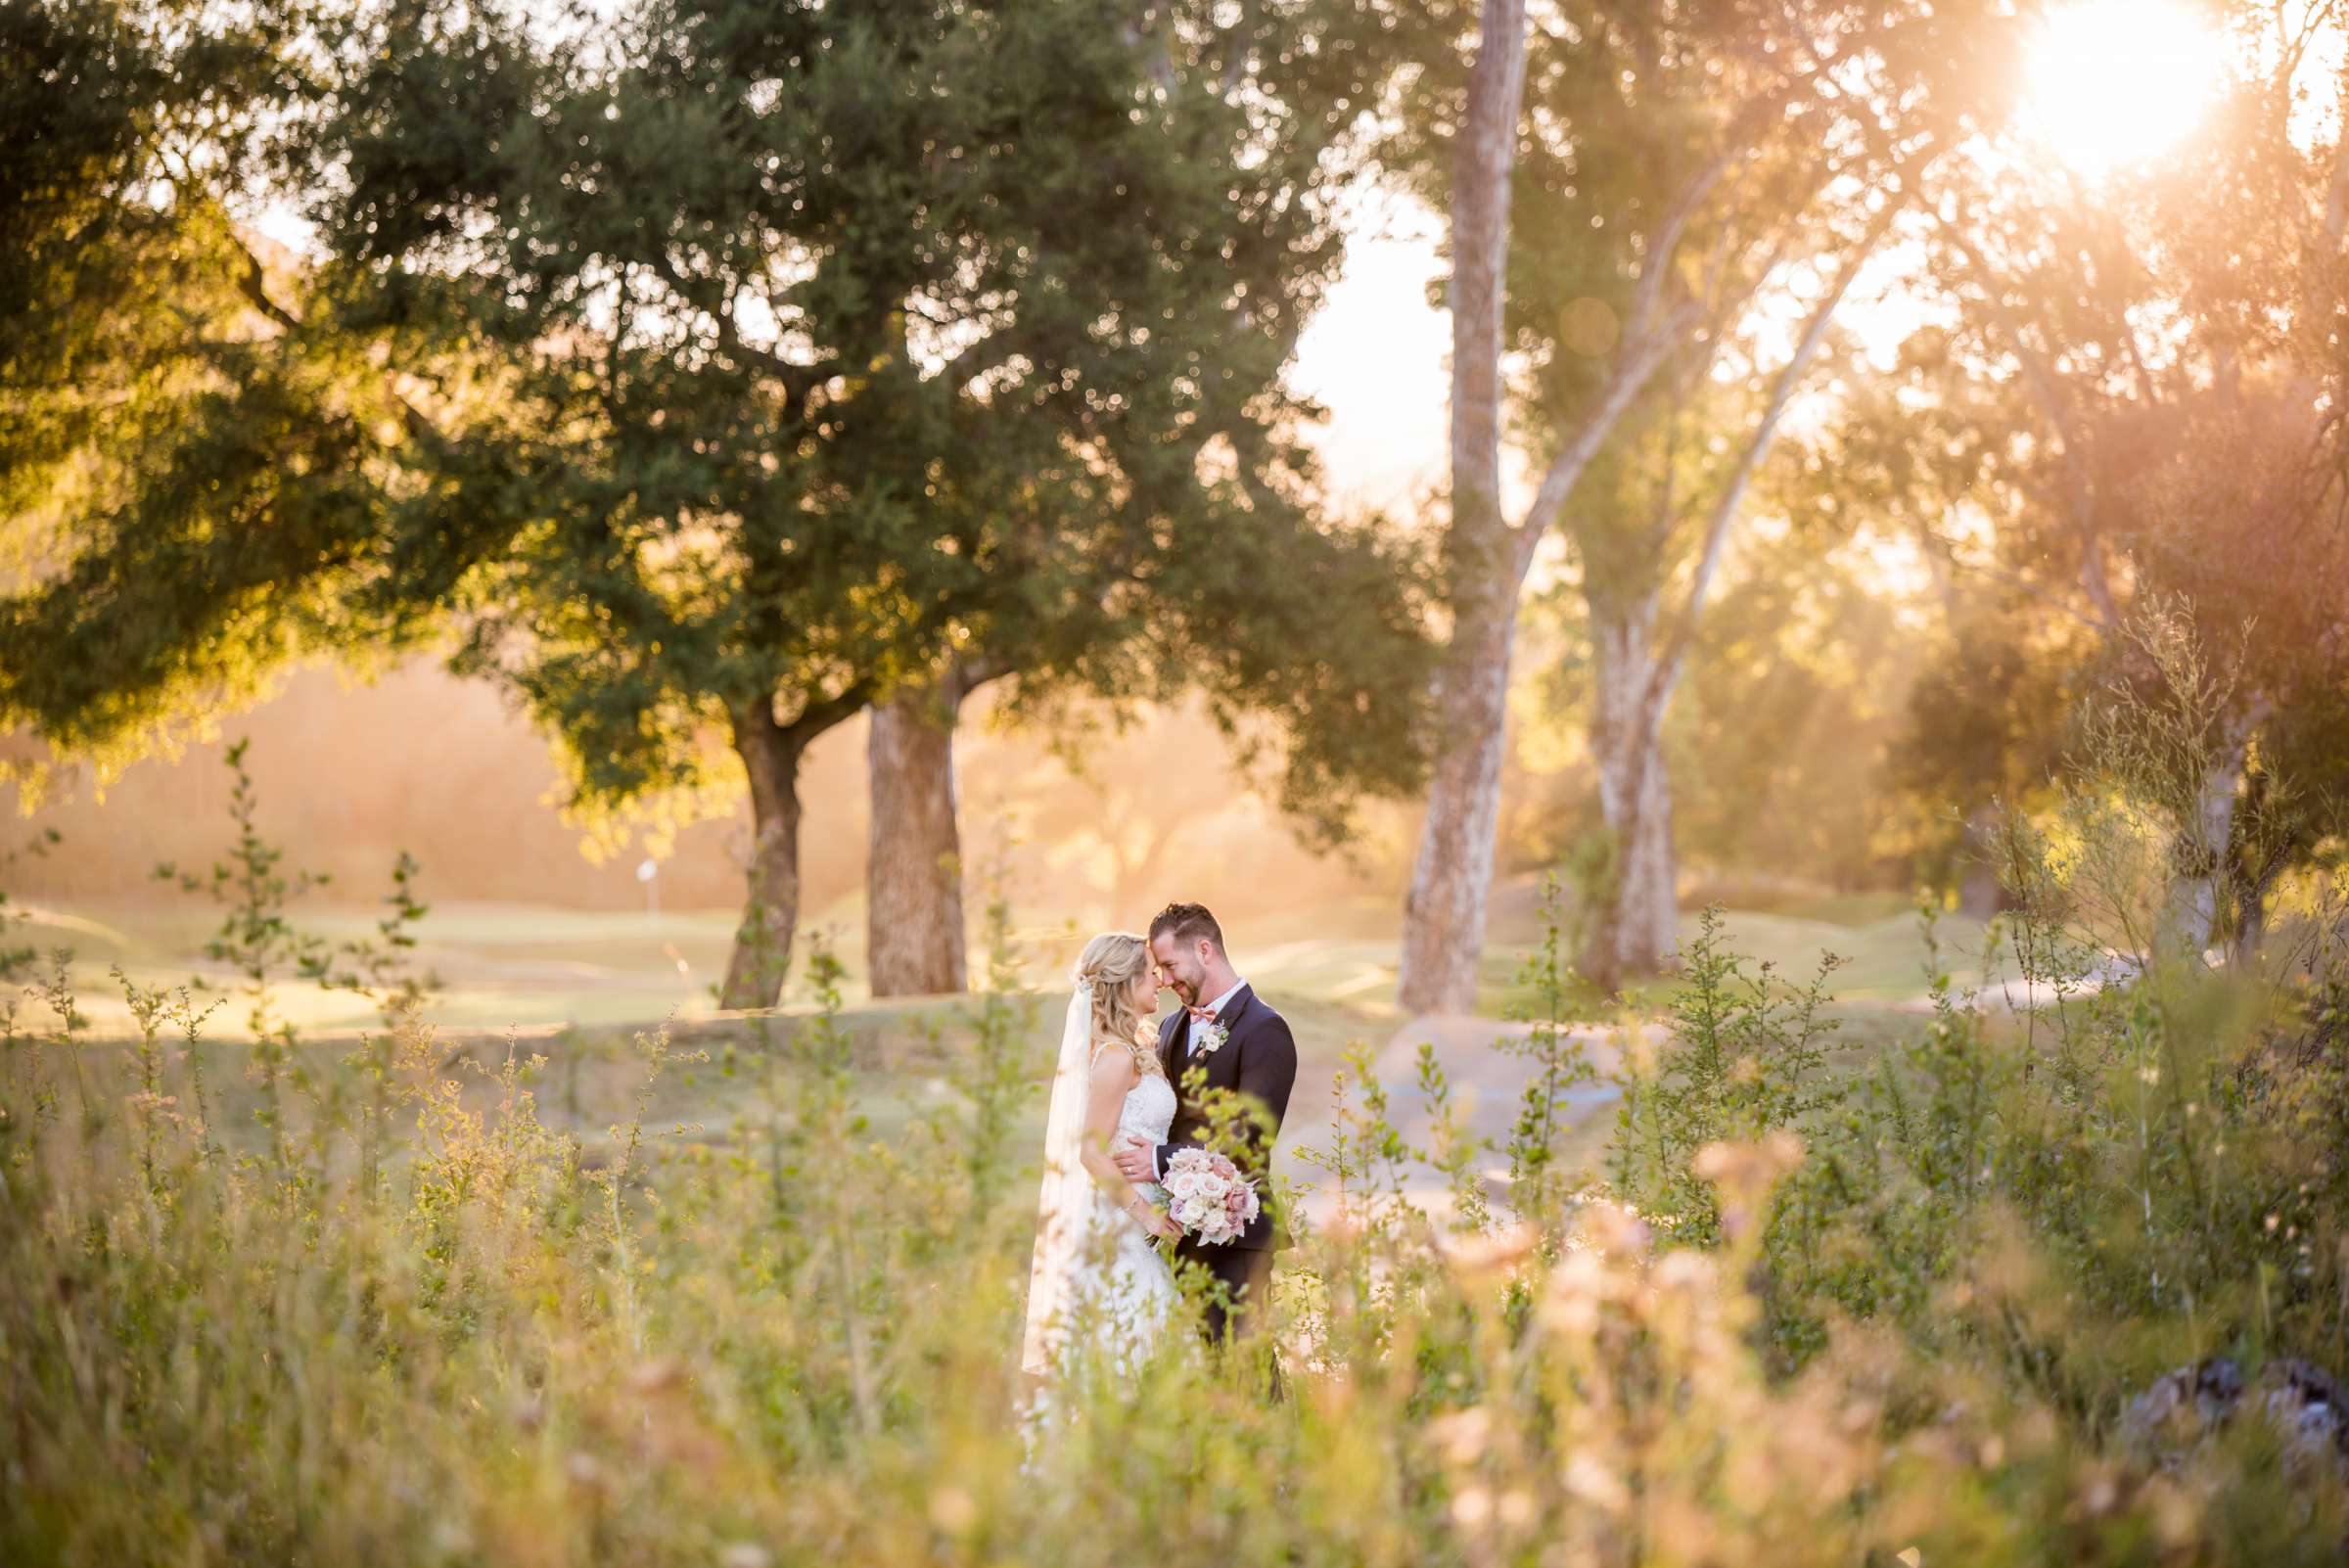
[1089,1034,1157,1078]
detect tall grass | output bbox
[5,687,2347,1564]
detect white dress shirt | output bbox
[1155,977,1245,1180]
[1185,976,1247,1061]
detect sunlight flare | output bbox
[2022,0,2227,176]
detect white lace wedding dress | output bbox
[1020,992,1180,1393]
[1062,1058,1178,1357]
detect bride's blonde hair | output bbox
[1075,931,1160,1076]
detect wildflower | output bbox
[928,1488,979,1534]
[2074,1461,2123,1516]
[1541,1252,1611,1336]
[1564,1453,1631,1511]
[1692,1131,1804,1239]
[1428,1406,1491,1465]
[1652,1251,1715,1293]
[1576,1200,1651,1256]
[628,1359,685,1393]
[1443,1222,1536,1279]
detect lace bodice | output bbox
[1091,1037,1175,1151]
[1116,1071,1176,1150]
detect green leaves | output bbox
[5,0,1427,841]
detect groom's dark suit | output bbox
[1147,985,1297,1345]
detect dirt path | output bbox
[1278,1013,1649,1224]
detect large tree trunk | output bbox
[1401,583,1518,1014]
[720,701,806,1010]
[1583,598,1678,992]
[866,684,968,996]
[1398,0,1853,1012]
[1569,226,1886,992]
[1397,0,1528,1018]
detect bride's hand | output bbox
[1128,1196,1179,1241]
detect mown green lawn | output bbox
[18,887,2002,1196]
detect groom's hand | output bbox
[1111,1140,1155,1181]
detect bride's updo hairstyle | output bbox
[1075,931,1159,1075]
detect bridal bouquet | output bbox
[1160,1148,1260,1245]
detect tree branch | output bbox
[779,679,874,753]
[946,652,1012,706]
[648,245,836,412]
[225,224,450,453]
[1622,145,1730,348]
[1638,204,1897,726]
[1944,224,2124,634]
[1449,0,1531,578]
[1513,293,1704,578]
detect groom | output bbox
[1112,901,1297,1353]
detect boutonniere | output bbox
[1192,1013,1230,1056]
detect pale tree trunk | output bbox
[2225,767,2291,966]
[1583,599,1678,991]
[1397,0,1528,1017]
[2159,748,2245,966]
[1399,2,1876,1012]
[866,683,968,997]
[1571,218,1888,992]
[720,700,808,1010]
[1402,577,1520,1013]
[1621,760,1676,968]
[2159,703,2265,968]
[1958,803,2005,921]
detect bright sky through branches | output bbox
[238,0,2297,534]
[2021,0,2227,176]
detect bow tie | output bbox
[1184,1004,1219,1024]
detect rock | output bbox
[2255,1359,2349,1468]
[2121,1356,2349,1476]
[2120,1356,2245,1454]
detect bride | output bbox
[1020,932,1182,1388]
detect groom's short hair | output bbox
[1149,901,1224,955]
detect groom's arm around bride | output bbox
[1115,903,1298,1259]
[1150,1001,1297,1248]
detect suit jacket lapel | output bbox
[1197,985,1254,1089]
[1217,985,1256,1039]
[1158,1006,1184,1083]
[1163,984,1256,1093]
